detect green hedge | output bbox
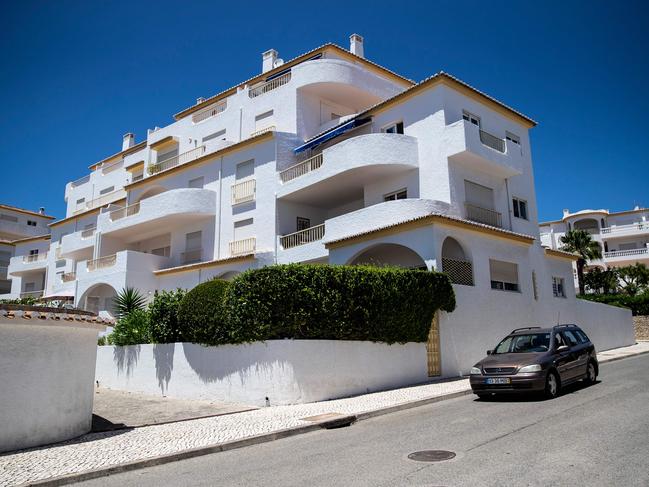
[222,264,455,345]
[148,289,186,343]
[178,279,231,344]
[579,293,649,316]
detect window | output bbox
[151,246,171,257]
[202,129,226,143]
[462,110,480,127]
[185,231,202,251]
[99,186,114,195]
[0,213,18,222]
[296,217,310,231]
[494,333,550,354]
[157,146,179,163]
[236,160,255,180]
[29,249,39,256]
[506,132,520,145]
[562,330,579,347]
[490,259,519,292]
[56,259,66,268]
[512,197,528,220]
[575,329,590,343]
[552,277,566,298]
[254,110,274,132]
[27,220,37,226]
[188,177,204,189]
[76,197,85,205]
[384,189,407,201]
[24,282,35,292]
[234,218,254,240]
[382,121,404,134]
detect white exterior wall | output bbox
[0,321,103,453]
[95,340,429,406]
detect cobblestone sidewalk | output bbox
[2,341,648,487]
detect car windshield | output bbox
[494,333,550,353]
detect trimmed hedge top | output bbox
[178,279,231,344]
[224,264,455,345]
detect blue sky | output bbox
[1,0,647,221]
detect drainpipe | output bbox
[504,178,513,230]
[216,156,223,260]
[238,107,243,142]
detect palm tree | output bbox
[559,230,602,295]
[113,287,146,319]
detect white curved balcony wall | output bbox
[277,134,418,199]
[323,198,452,245]
[97,189,217,236]
[445,119,523,177]
[8,253,48,276]
[60,228,96,258]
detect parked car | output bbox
[470,324,598,399]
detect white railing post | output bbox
[279,153,324,183]
[279,224,325,249]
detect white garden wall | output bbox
[95,340,429,407]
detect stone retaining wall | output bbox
[634,315,649,341]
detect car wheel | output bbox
[544,371,560,399]
[584,361,597,385]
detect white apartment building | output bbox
[540,207,649,278]
[0,204,54,297]
[4,35,635,359]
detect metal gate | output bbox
[426,311,441,376]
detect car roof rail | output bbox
[510,326,542,333]
[553,324,576,330]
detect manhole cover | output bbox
[408,450,456,462]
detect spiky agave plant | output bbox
[113,287,146,319]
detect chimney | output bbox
[196,97,206,104]
[562,209,570,217]
[262,49,278,73]
[350,34,364,58]
[122,133,135,151]
[39,207,45,215]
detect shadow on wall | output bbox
[153,344,175,393]
[113,345,141,377]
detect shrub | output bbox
[108,308,151,346]
[579,292,649,316]
[113,287,146,319]
[178,279,231,344]
[148,289,186,343]
[224,264,456,345]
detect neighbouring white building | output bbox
[0,204,54,297]
[6,35,634,373]
[540,207,649,284]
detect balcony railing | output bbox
[248,72,291,98]
[604,248,649,259]
[231,179,256,205]
[601,222,649,235]
[230,237,256,256]
[181,248,202,265]
[250,125,276,138]
[279,153,324,183]
[110,202,140,221]
[280,224,325,249]
[465,203,502,228]
[74,189,127,214]
[148,145,206,175]
[192,100,227,123]
[87,254,117,272]
[81,226,96,239]
[479,130,506,153]
[23,252,48,263]
[70,174,90,187]
[20,290,44,299]
[101,159,123,174]
[61,272,76,282]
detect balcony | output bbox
[8,253,48,277]
[465,203,503,228]
[600,222,649,238]
[277,225,327,264]
[181,249,202,265]
[192,100,227,124]
[249,126,276,138]
[230,237,256,256]
[280,224,325,249]
[604,248,649,263]
[446,119,523,178]
[23,253,48,264]
[73,189,127,215]
[60,227,96,259]
[231,180,256,205]
[277,133,418,204]
[148,145,206,175]
[20,290,44,299]
[248,72,291,98]
[86,254,117,272]
[98,189,216,238]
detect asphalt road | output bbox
[78,354,649,487]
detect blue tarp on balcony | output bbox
[293,117,371,154]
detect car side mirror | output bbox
[486,349,493,355]
[556,345,569,353]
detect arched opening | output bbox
[573,218,599,234]
[348,243,427,270]
[136,186,166,203]
[441,237,474,286]
[78,283,118,317]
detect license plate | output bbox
[485,378,511,385]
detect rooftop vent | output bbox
[350,34,364,58]
[38,207,45,214]
[196,97,206,104]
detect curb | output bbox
[23,390,472,487]
[21,348,648,486]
